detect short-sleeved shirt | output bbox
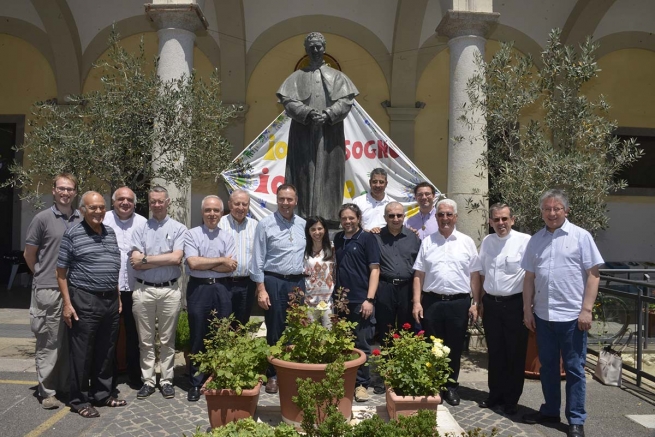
[131,215,187,283]
[218,214,257,277]
[374,226,421,280]
[521,219,604,322]
[404,207,438,240]
[250,212,306,283]
[479,230,531,296]
[334,229,381,303]
[57,221,121,292]
[25,205,82,289]
[352,192,393,230]
[184,225,236,278]
[413,229,481,295]
[103,210,148,291]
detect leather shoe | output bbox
[479,398,502,409]
[504,404,518,415]
[442,388,460,406]
[265,378,278,394]
[523,411,560,424]
[187,387,201,402]
[568,425,585,437]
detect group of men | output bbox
[25,169,600,437]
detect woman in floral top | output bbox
[303,216,335,327]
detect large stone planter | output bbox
[385,388,441,420]
[201,378,261,428]
[268,348,367,427]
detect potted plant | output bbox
[371,324,452,419]
[190,315,269,428]
[268,288,366,427]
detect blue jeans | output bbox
[535,315,587,425]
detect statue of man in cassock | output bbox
[276,32,359,225]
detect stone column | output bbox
[145,1,208,226]
[437,6,499,244]
[383,104,424,160]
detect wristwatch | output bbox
[141,256,148,264]
[365,297,375,304]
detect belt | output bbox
[189,277,223,285]
[136,278,178,288]
[223,276,250,282]
[484,293,522,302]
[381,277,412,286]
[422,292,469,301]
[73,286,116,299]
[264,271,306,281]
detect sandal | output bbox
[78,405,100,418]
[104,397,127,407]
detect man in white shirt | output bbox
[521,189,603,437]
[411,199,482,406]
[478,203,530,415]
[103,186,147,388]
[352,168,392,231]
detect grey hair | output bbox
[111,187,137,205]
[304,32,326,47]
[229,189,250,202]
[384,201,404,215]
[436,198,458,214]
[539,188,569,210]
[370,168,388,181]
[79,191,103,211]
[149,185,169,199]
[201,195,224,213]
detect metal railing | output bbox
[593,269,655,387]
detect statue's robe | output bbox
[276,63,359,224]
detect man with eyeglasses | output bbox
[521,189,603,437]
[24,173,82,409]
[477,203,531,415]
[130,186,187,400]
[405,182,438,240]
[56,191,126,418]
[412,198,482,406]
[353,168,393,231]
[103,187,147,388]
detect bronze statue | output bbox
[276,32,359,225]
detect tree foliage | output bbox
[462,29,643,236]
[4,30,241,208]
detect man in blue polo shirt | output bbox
[334,203,380,402]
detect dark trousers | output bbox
[340,302,376,388]
[263,274,305,378]
[186,279,236,388]
[68,286,120,410]
[223,277,256,325]
[482,293,528,405]
[421,293,469,388]
[112,291,141,390]
[375,280,413,344]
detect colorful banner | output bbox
[221,101,440,221]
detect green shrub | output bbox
[176,310,190,351]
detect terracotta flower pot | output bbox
[525,330,566,379]
[385,388,441,420]
[268,348,367,428]
[201,378,262,428]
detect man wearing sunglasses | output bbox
[477,203,531,415]
[411,198,482,406]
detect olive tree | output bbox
[461,29,642,236]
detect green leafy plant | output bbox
[269,287,357,363]
[188,419,300,437]
[460,28,642,237]
[175,310,190,352]
[371,324,452,397]
[190,314,268,394]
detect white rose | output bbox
[442,346,451,356]
[316,300,329,312]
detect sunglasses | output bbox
[387,214,404,219]
[492,217,510,223]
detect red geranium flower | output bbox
[393,333,400,339]
[417,330,425,336]
[372,349,380,356]
[402,323,411,330]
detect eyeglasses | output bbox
[387,214,404,219]
[416,193,434,198]
[541,207,564,213]
[437,212,455,218]
[492,217,510,223]
[55,186,76,193]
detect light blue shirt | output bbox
[131,215,187,283]
[521,219,604,322]
[250,212,306,283]
[218,214,257,277]
[405,207,438,240]
[184,225,235,278]
[103,210,148,291]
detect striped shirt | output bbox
[184,225,236,278]
[57,220,121,292]
[218,214,257,277]
[250,212,306,283]
[131,215,187,283]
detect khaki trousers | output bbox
[133,282,181,386]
